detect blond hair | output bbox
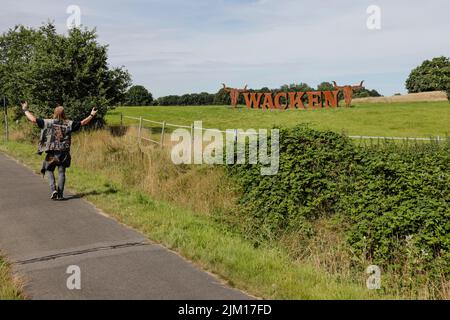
[53,105,67,122]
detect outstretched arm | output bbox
[21,101,37,123]
[80,107,98,126]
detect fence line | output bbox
[165,123,191,129]
[121,114,446,146]
[122,115,260,146]
[348,135,446,141]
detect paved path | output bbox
[0,153,250,300]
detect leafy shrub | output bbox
[226,126,357,240]
[341,141,450,273]
[227,125,450,277]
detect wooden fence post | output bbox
[120,112,123,127]
[160,121,166,147]
[138,116,143,142]
[3,97,8,142]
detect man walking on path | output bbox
[21,101,97,200]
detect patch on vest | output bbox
[38,120,73,153]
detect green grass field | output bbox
[106,101,450,138]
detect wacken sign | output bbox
[222,81,364,109]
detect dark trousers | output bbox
[47,166,66,195]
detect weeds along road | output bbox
[0,152,250,300]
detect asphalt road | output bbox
[0,152,250,300]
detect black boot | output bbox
[57,188,64,200]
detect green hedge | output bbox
[227,125,450,276]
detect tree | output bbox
[317,82,334,91]
[0,23,131,123]
[199,92,214,105]
[124,85,153,106]
[281,83,313,92]
[279,83,312,103]
[353,88,382,98]
[214,88,231,105]
[405,56,450,94]
[157,95,180,106]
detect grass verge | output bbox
[0,257,23,300]
[0,140,380,299]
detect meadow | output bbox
[106,101,450,138]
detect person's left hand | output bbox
[91,107,98,116]
[21,101,28,110]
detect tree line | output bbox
[125,82,382,107]
[123,57,450,106]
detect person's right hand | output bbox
[91,107,98,116]
[21,101,28,110]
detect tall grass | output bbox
[72,127,238,216]
[0,257,23,300]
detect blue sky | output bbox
[1,0,449,97]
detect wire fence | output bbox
[119,114,447,147]
[121,115,259,146]
[347,135,446,141]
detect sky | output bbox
[1,0,449,97]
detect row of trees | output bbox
[125,82,382,107]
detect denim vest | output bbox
[38,119,73,154]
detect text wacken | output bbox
[222,81,365,109]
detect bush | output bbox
[342,142,450,271]
[226,126,357,239]
[227,125,450,279]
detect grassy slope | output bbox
[0,141,379,300]
[0,257,23,300]
[106,101,450,138]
